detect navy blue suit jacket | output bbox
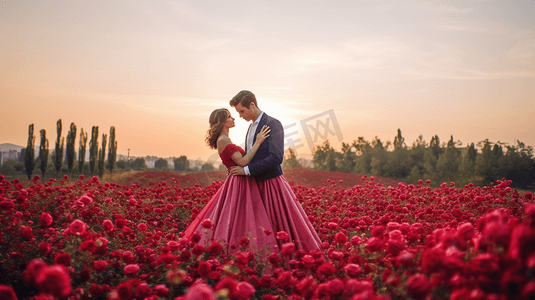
[247,113,284,181]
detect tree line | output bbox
[23,121,118,181]
[299,129,534,189]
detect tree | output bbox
[53,119,65,177]
[338,142,356,172]
[201,162,215,172]
[66,122,77,176]
[1,159,24,174]
[131,157,147,170]
[98,133,107,178]
[154,158,169,170]
[282,148,302,169]
[353,137,372,174]
[406,135,427,183]
[89,126,99,176]
[78,128,88,174]
[393,128,406,151]
[312,140,337,171]
[436,135,461,184]
[24,124,36,180]
[39,129,49,180]
[475,139,495,185]
[107,126,117,179]
[370,137,388,176]
[459,142,477,185]
[174,155,189,172]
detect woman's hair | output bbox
[229,90,258,109]
[206,108,230,149]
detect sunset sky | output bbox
[1,0,534,164]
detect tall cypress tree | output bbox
[53,119,65,177]
[107,126,117,180]
[39,129,49,180]
[78,128,88,174]
[24,124,36,180]
[98,133,107,178]
[66,122,77,176]
[89,126,99,176]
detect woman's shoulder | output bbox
[217,136,233,153]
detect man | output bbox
[228,90,284,181]
[228,90,323,253]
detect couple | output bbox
[183,90,322,256]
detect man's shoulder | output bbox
[262,113,282,125]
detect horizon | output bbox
[1,1,534,162]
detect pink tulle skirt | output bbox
[183,175,322,255]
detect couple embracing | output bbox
[183,90,322,256]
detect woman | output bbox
[183,108,279,255]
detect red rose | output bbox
[89,283,105,298]
[167,241,180,251]
[92,260,108,272]
[134,282,152,299]
[54,252,71,267]
[344,263,362,278]
[38,242,52,255]
[0,200,15,210]
[39,212,53,227]
[153,284,170,297]
[192,245,205,257]
[296,277,318,299]
[24,259,47,287]
[136,223,148,232]
[198,261,212,278]
[326,278,344,296]
[69,219,87,235]
[185,282,216,300]
[78,195,93,205]
[406,274,431,300]
[117,281,133,300]
[236,281,255,300]
[80,240,97,253]
[239,237,250,247]
[264,229,272,235]
[0,285,17,300]
[20,225,33,241]
[334,232,348,244]
[235,251,250,265]
[115,218,126,229]
[276,231,289,241]
[365,237,384,253]
[281,242,296,256]
[268,253,282,265]
[208,241,223,255]
[317,263,335,277]
[215,277,238,299]
[102,219,114,232]
[276,271,295,290]
[124,264,140,278]
[158,252,176,264]
[201,219,213,229]
[36,265,72,299]
[191,232,202,244]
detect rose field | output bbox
[1,169,535,300]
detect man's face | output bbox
[234,103,255,122]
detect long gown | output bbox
[183,143,322,255]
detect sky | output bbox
[1,0,534,164]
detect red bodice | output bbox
[219,144,245,169]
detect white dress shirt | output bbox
[244,111,264,176]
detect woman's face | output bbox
[224,112,235,129]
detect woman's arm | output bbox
[230,125,270,167]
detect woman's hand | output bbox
[255,125,271,144]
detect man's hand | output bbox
[229,166,245,176]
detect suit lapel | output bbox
[252,113,268,145]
